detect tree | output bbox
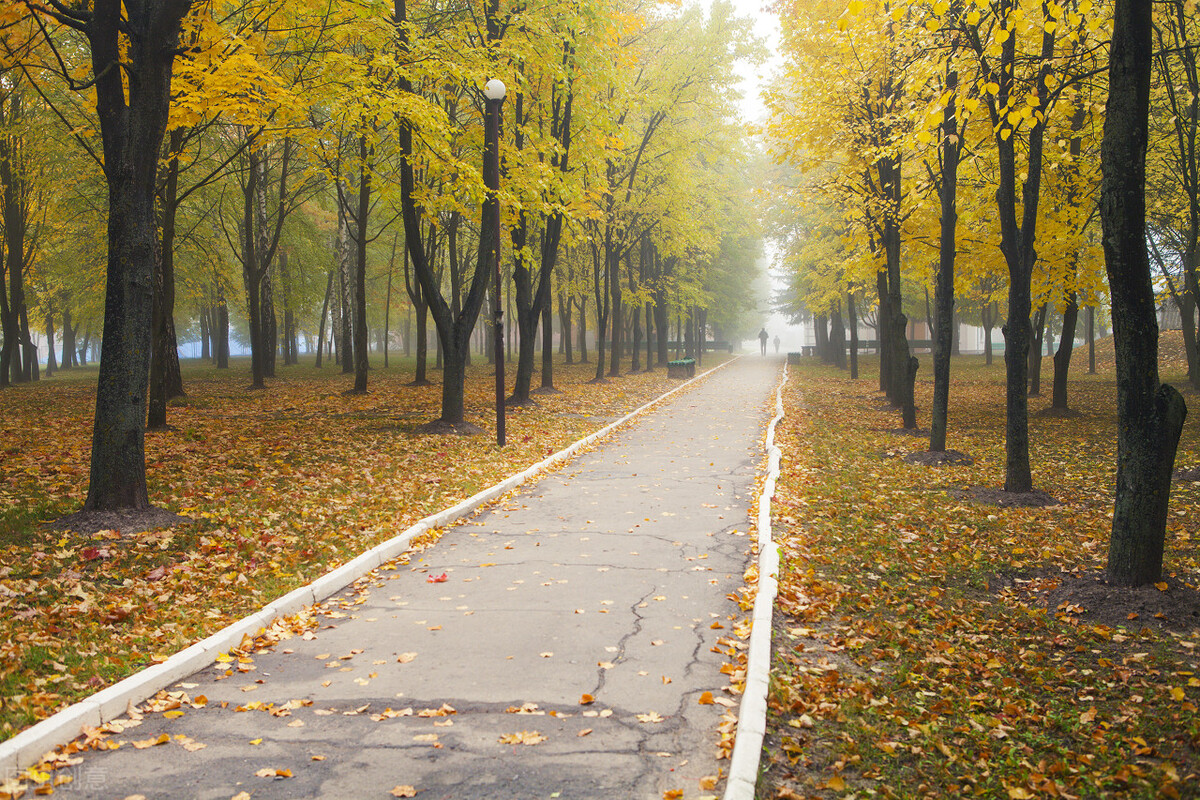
[25,0,194,513]
[1101,0,1188,586]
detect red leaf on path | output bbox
[427,573,448,583]
[243,479,257,488]
[146,566,168,581]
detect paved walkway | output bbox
[63,356,783,799]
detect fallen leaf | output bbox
[498,730,547,745]
[578,728,593,737]
[580,694,595,705]
[131,734,170,749]
[390,787,418,798]
[636,711,665,723]
[698,692,715,705]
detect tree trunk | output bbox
[351,134,371,393]
[1051,292,1079,410]
[560,293,573,364]
[1029,303,1048,396]
[645,299,654,372]
[577,294,588,363]
[149,130,185,429]
[338,196,354,375]
[44,312,56,375]
[848,291,859,380]
[316,269,333,368]
[216,285,229,369]
[84,0,194,512]
[930,65,959,453]
[830,306,846,369]
[591,243,608,382]
[1087,304,1096,374]
[607,246,621,378]
[1102,0,1188,586]
[61,308,76,369]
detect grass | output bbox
[0,352,724,742]
[761,345,1200,799]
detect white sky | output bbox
[727,0,783,126]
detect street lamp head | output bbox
[483,78,507,101]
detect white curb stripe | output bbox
[723,361,789,799]
[0,357,738,773]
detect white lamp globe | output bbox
[483,78,507,101]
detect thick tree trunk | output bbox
[85,0,194,511]
[1102,0,1188,586]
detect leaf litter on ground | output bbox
[762,352,1200,799]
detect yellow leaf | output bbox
[826,774,846,791]
[163,710,184,720]
[1170,687,1186,701]
[580,693,595,705]
[698,691,715,705]
[391,787,418,798]
[1155,582,1169,591]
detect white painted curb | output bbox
[0,357,738,773]
[723,362,788,799]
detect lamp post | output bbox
[483,77,507,446]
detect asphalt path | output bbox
[60,355,784,800]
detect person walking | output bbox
[773,335,780,354]
[758,328,768,355]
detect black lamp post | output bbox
[483,77,507,446]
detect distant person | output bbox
[758,328,768,355]
[773,335,780,354]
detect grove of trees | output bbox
[763,0,1190,585]
[0,1,764,514]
